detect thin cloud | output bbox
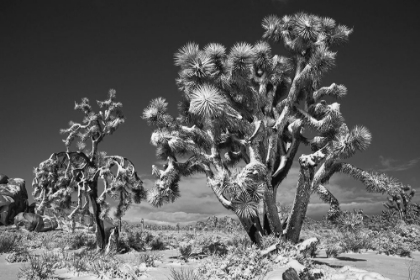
[378,156,420,172]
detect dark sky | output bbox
[1,0,419,223]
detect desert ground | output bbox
[2,213,420,280]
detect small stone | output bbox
[286,259,305,273]
[282,267,300,280]
[153,260,162,266]
[263,268,288,280]
[139,262,147,272]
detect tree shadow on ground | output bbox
[312,260,343,269]
[335,256,367,262]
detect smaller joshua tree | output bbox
[32,90,146,250]
[383,185,420,223]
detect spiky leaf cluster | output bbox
[60,89,125,152]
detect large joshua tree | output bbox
[33,90,146,250]
[143,13,412,244]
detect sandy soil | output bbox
[313,250,420,280]
[1,249,419,280]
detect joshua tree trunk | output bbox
[285,167,313,243]
[262,187,283,236]
[238,215,264,244]
[89,182,106,250]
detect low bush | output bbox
[65,232,96,250]
[119,231,147,252]
[6,247,29,263]
[372,230,411,257]
[149,236,165,250]
[179,242,193,259]
[18,252,58,280]
[0,232,22,253]
[170,267,201,280]
[136,252,163,267]
[197,244,272,280]
[201,241,227,256]
[340,230,373,253]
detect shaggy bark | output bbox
[285,167,313,243]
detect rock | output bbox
[13,212,58,232]
[42,215,58,231]
[0,177,28,225]
[297,237,319,257]
[263,267,288,280]
[282,267,300,280]
[310,268,325,279]
[139,262,147,272]
[14,212,44,232]
[286,259,305,273]
[0,174,9,184]
[152,260,162,267]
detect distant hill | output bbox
[124,215,239,228]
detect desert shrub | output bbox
[0,232,22,253]
[201,241,228,256]
[119,230,147,252]
[193,234,214,247]
[18,252,57,280]
[322,230,343,258]
[139,230,154,244]
[325,245,342,258]
[65,232,96,250]
[335,210,365,234]
[340,230,373,253]
[170,267,201,280]
[225,235,253,250]
[197,244,272,280]
[179,242,193,259]
[90,254,147,280]
[181,232,195,242]
[372,230,411,257]
[149,236,165,250]
[21,232,43,249]
[5,246,30,263]
[259,234,280,249]
[406,259,420,280]
[136,252,163,267]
